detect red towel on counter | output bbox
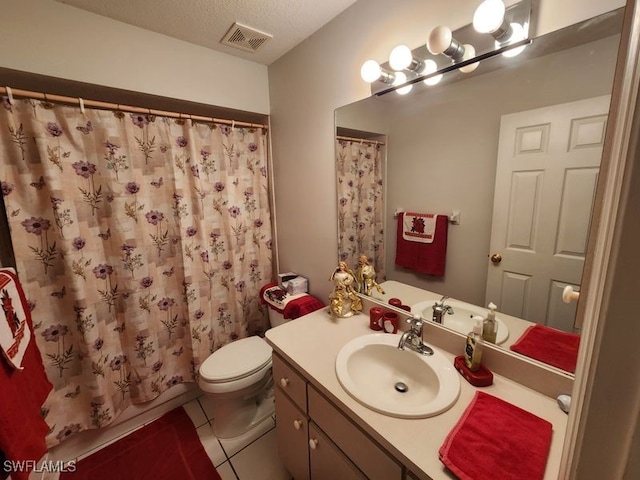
[395,212,448,276]
[260,282,325,320]
[510,324,581,373]
[439,392,553,480]
[0,269,53,480]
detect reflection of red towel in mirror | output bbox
[439,392,553,480]
[510,324,581,373]
[395,213,448,276]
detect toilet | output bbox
[198,301,290,439]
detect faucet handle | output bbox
[435,295,449,306]
[406,315,424,329]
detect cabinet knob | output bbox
[279,377,289,388]
[293,419,302,430]
[309,438,319,450]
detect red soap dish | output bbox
[453,355,494,387]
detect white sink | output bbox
[411,299,509,345]
[335,333,460,418]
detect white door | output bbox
[485,96,610,332]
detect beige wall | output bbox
[0,0,269,114]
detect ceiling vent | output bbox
[220,22,272,52]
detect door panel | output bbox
[486,95,609,330]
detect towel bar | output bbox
[394,209,460,225]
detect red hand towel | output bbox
[282,295,325,320]
[395,213,448,276]
[260,282,325,320]
[439,392,553,480]
[510,324,581,373]
[0,276,52,480]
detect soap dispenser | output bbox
[464,317,484,372]
[482,302,498,344]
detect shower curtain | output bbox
[335,138,385,283]
[0,96,273,447]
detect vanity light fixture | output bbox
[393,72,413,95]
[389,44,424,72]
[360,59,396,84]
[360,0,531,95]
[427,26,479,73]
[473,0,528,57]
[421,60,443,86]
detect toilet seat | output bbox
[200,336,272,384]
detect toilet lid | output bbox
[200,336,272,383]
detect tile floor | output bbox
[21,393,291,480]
[185,395,292,480]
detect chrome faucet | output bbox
[397,315,434,356]
[432,296,454,324]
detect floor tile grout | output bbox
[224,423,276,460]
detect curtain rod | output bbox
[336,134,385,146]
[0,86,268,130]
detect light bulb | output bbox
[389,45,413,71]
[393,72,412,95]
[502,23,528,57]
[360,60,382,83]
[427,26,453,55]
[473,0,506,34]
[459,44,479,73]
[421,60,442,86]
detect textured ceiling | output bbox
[53,0,358,65]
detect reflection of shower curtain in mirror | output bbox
[335,139,385,284]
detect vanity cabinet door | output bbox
[275,386,310,480]
[308,385,403,480]
[309,422,366,480]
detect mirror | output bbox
[335,9,624,375]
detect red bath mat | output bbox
[62,407,221,480]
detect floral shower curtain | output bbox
[335,138,385,282]
[0,96,272,447]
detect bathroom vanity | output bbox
[265,302,568,480]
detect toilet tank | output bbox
[268,307,287,328]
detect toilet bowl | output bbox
[199,335,274,438]
[198,288,320,438]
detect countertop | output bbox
[265,305,568,480]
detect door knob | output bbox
[490,253,502,263]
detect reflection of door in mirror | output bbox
[487,95,610,333]
[335,132,386,287]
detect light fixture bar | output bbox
[374,37,531,97]
[366,0,531,96]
